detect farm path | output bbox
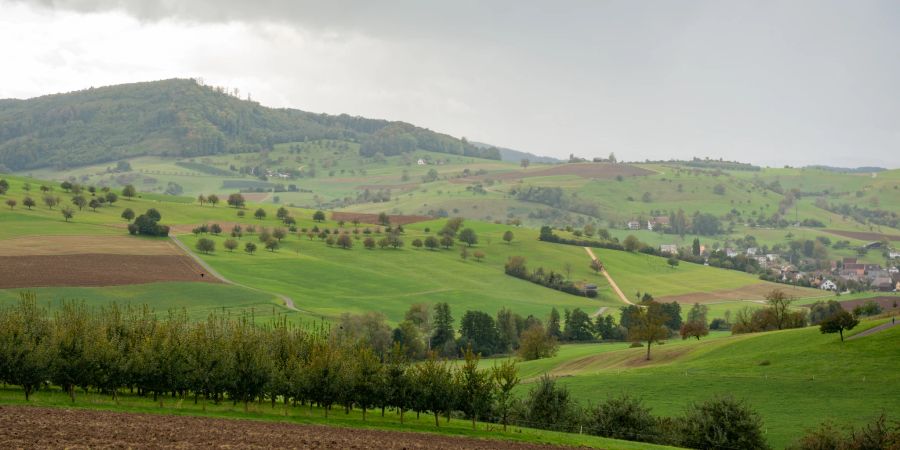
[847,319,899,341]
[591,306,609,318]
[583,247,633,305]
[170,236,305,314]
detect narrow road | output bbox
[170,236,302,313]
[847,319,899,341]
[584,247,634,305]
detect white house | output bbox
[746,247,758,256]
[660,244,678,255]
[820,279,837,291]
[627,221,641,230]
[725,248,739,258]
[417,159,426,166]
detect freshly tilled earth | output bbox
[0,406,583,449]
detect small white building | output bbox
[627,221,641,230]
[725,248,739,258]
[746,247,758,256]
[820,279,837,291]
[660,244,678,255]
[417,159,427,166]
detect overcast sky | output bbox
[2,0,899,167]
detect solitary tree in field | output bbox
[440,235,454,249]
[254,208,266,220]
[680,320,710,340]
[122,184,136,199]
[265,238,279,252]
[502,230,514,244]
[364,237,375,249]
[43,194,58,210]
[6,199,16,210]
[276,207,289,221]
[196,238,215,254]
[60,206,74,222]
[628,301,670,360]
[23,196,35,210]
[412,238,423,249]
[121,208,135,222]
[337,233,353,249]
[210,223,223,235]
[227,193,245,208]
[378,212,390,226]
[424,236,439,251]
[473,250,485,262]
[458,228,478,247]
[765,289,793,330]
[667,257,680,269]
[0,179,8,194]
[819,310,859,342]
[89,198,101,211]
[224,239,238,252]
[207,194,219,207]
[313,210,326,222]
[71,195,86,211]
[590,258,603,274]
[460,246,469,260]
[272,227,287,241]
[105,192,117,205]
[198,194,207,206]
[244,242,257,254]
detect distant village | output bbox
[629,217,899,294]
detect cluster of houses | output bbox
[627,216,670,231]
[656,242,899,293]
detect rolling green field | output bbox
[484,318,900,449]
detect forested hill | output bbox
[0,79,499,171]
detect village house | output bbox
[820,279,837,291]
[647,216,670,231]
[746,247,758,256]
[417,159,426,165]
[725,248,739,258]
[659,244,678,255]
[627,220,641,230]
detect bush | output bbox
[584,394,658,442]
[678,396,769,450]
[790,414,900,450]
[515,374,579,431]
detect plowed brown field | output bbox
[824,229,900,241]
[0,406,579,450]
[0,254,217,288]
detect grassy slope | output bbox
[502,319,900,449]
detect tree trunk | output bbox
[24,385,31,401]
[646,340,652,360]
[840,328,844,342]
[400,408,404,424]
[472,414,476,430]
[362,407,366,421]
[434,412,440,427]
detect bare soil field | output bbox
[450,163,654,184]
[656,283,822,304]
[824,229,900,241]
[0,406,578,450]
[355,182,421,193]
[838,296,900,312]
[331,211,433,225]
[0,254,217,288]
[0,235,180,256]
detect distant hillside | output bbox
[0,79,499,171]
[471,141,562,164]
[804,165,887,173]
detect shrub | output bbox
[585,394,657,442]
[678,396,769,450]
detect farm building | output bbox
[659,244,678,255]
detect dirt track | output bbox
[0,406,580,449]
[824,229,900,242]
[0,254,217,288]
